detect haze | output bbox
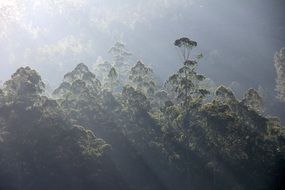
[0,0,284,92]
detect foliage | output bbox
[215,85,236,103]
[109,42,132,83]
[53,63,101,98]
[166,40,209,109]
[105,67,120,92]
[242,88,264,113]
[3,67,45,100]
[129,61,156,96]
[0,67,127,190]
[0,38,284,190]
[174,37,197,61]
[93,59,112,82]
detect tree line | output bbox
[0,38,284,190]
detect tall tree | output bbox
[109,42,132,82]
[129,61,156,97]
[164,38,210,189]
[174,37,197,61]
[165,38,209,109]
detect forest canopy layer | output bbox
[0,38,284,190]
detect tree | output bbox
[154,90,169,110]
[3,67,45,100]
[164,38,210,189]
[165,38,209,108]
[129,61,156,97]
[0,38,284,190]
[109,42,132,82]
[242,88,263,113]
[122,85,150,114]
[274,47,285,102]
[165,38,210,133]
[105,67,119,92]
[215,85,236,103]
[53,63,101,99]
[0,67,129,190]
[174,37,198,61]
[93,58,112,83]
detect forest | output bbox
[0,37,284,190]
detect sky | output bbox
[0,0,284,92]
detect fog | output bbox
[1,1,285,189]
[1,0,284,90]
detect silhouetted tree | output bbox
[166,38,209,109]
[174,37,197,61]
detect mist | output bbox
[1,0,284,88]
[0,1,285,190]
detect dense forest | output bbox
[0,38,284,190]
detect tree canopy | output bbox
[0,38,284,190]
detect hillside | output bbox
[0,38,284,190]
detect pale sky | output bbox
[0,0,284,91]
